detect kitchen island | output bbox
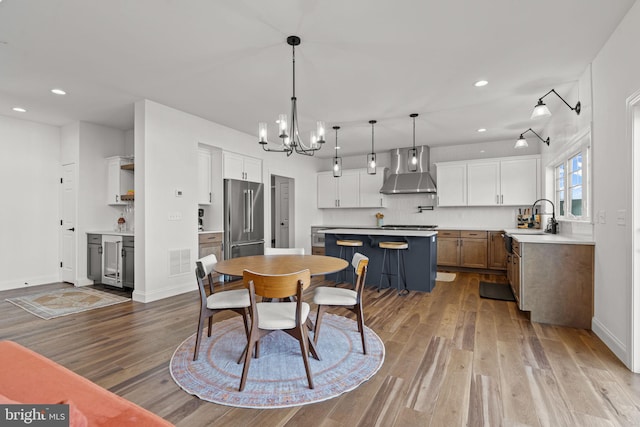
[321,228,437,292]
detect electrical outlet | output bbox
[598,210,606,224]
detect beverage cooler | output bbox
[102,235,123,288]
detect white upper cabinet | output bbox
[106,156,134,205]
[317,170,360,208]
[358,167,388,208]
[197,148,212,205]
[436,155,539,207]
[223,152,262,183]
[467,161,500,206]
[500,157,539,205]
[436,162,467,206]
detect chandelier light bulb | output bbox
[370,159,376,168]
[258,122,267,143]
[333,162,339,172]
[411,155,418,165]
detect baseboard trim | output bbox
[592,316,630,369]
[132,282,195,303]
[0,274,60,292]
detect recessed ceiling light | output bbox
[51,88,66,95]
[474,80,488,87]
[12,107,27,113]
[480,150,485,153]
[477,128,487,132]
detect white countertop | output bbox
[321,228,438,237]
[505,228,595,245]
[86,230,134,237]
[199,230,223,234]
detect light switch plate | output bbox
[168,212,182,221]
[617,209,626,226]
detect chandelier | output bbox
[258,35,325,156]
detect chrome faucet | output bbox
[531,198,558,234]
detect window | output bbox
[553,136,590,221]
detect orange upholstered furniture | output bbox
[0,341,173,427]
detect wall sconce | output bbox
[515,128,550,149]
[531,89,581,119]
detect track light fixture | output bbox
[258,35,326,156]
[332,126,342,177]
[367,120,377,174]
[515,128,550,149]
[531,89,581,119]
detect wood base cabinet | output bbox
[488,231,508,270]
[437,230,488,269]
[511,237,593,329]
[198,232,223,281]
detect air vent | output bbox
[169,249,191,276]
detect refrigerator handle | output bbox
[249,189,254,233]
[243,189,250,233]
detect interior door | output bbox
[276,178,290,248]
[60,163,76,284]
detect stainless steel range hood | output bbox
[380,145,437,194]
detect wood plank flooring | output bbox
[1,273,640,426]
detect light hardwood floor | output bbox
[1,273,640,426]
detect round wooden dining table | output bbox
[213,254,348,279]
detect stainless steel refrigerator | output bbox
[224,179,264,259]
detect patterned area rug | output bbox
[436,272,456,282]
[5,287,131,320]
[170,313,385,408]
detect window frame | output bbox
[551,129,591,222]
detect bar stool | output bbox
[336,239,363,285]
[378,241,409,295]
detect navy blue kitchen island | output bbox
[321,228,438,292]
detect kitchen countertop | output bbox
[504,228,595,245]
[86,230,134,237]
[199,230,223,234]
[320,228,438,237]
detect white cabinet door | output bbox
[223,152,262,183]
[197,149,212,205]
[106,157,133,205]
[500,158,538,205]
[467,161,500,206]
[243,156,262,183]
[317,172,338,208]
[223,152,245,181]
[436,163,467,206]
[338,170,360,208]
[359,168,387,208]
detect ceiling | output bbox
[0,0,635,158]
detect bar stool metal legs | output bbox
[336,240,363,286]
[378,241,409,295]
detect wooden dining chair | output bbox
[238,269,313,391]
[313,252,369,354]
[193,254,250,361]
[263,247,305,255]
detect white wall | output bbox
[321,139,541,229]
[133,100,324,302]
[588,1,640,368]
[0,115,60,290]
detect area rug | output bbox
[170,313,385,409]
[479,281,516,301]
[436,272,456,282]
[5,287,131,320]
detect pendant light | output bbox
[367,120,377,174]
[332,126,342,177]
[408,113,419,172]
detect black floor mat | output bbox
[479,282,515,301]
